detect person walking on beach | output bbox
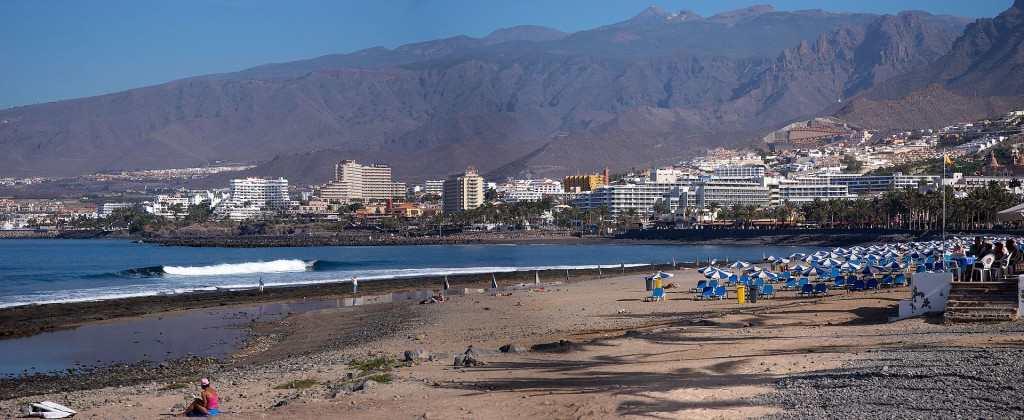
[352,276,359,293]
[177,378,219,417]
[258,277,264,294]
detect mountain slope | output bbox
[0,6,971,181]
[837,0,1024,129]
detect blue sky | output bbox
[0,0,1013,109]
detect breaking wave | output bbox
[162,259,313,276]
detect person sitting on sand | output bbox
[178,378,219,417]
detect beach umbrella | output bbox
[811,267,831,277]
[657,271,675,279]
[708,270,733,280]
[754,271,777,280]
[861,265,883,275]
[766,256,778,263]
[730,261,751,269]
[839,262,860,272]
[491,274,499,289]
[819,258,843,267]
[883,261,903,271]
[789,253,807,260]
[792,264,810,272]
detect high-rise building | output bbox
[424,180,445,197]
[563,169,610,193]
[442,167,485,213]
[319,160,405,203]
[225,177,292,220]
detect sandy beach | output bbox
[2,269,1023,419]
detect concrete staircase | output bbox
[944,281,1020,323]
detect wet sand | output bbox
[0,264,665,339]
[2,269,1022,419]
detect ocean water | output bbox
[0,239,815,308]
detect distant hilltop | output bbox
[1,3,1021,183]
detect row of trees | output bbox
[715,183,1020,230]
[63,202,215,234]
[439,197,558,227]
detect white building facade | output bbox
[223,177,293,221]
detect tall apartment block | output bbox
[442,167,485,213]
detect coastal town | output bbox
[3,110,1023,238]
[5,1,1024,419]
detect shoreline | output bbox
[2,269,1021,418]
[0,264,672,340]
[0,265,667,400]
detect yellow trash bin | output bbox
[736,285,746,304]
[653,277,663,289]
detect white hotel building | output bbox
[223,177,293,221]
[574,164,851,221]
[575,182,688,219]
[496,178,563,202]
[319,160,406,204]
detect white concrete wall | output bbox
[894,272,953,321]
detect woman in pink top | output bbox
[179,378,220,417]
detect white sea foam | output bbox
[0,263,650,308]
[162,259,311,276]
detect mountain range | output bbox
[0,3,1021,185]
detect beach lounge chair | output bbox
[866,278,879,290]
[813,283,828,296]
[833,277,846,289]
[692,280,707,293]
[714,286,727,300]
[851,279,866,291]
[649,287,665,302]
[894,274,907,287]
[798,278,809,289]
[881,275,894,287]
[799,283,814,297]
[700,287,714,300]
[760,284,775,299]
[709,280,720,289]
[783,278,797,290]
[753,278,765,289]
[24,401,77,419]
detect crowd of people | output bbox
[956,237,1024,281]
